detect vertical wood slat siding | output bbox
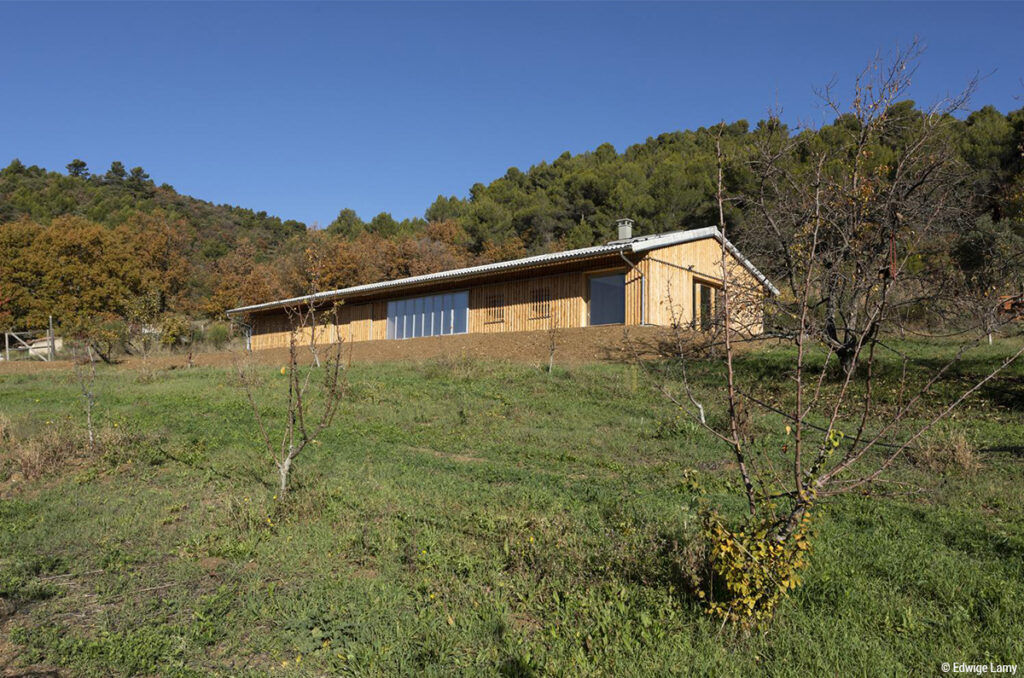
[625,259,644,326]
[250,314,292,351]
[250,267,639,349]
[337,303,373,343]
[641,239,764,333]
[470,271,586,333]
[371,301,387,341]
[246,239,766,350]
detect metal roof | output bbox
[226,226,779,316]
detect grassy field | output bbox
[0,339,1022,676]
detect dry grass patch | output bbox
[909,427,980,474]
[0,421,155,485]
[1,424,80,482]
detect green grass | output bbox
[1,339,1022,676]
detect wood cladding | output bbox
[640,239,764,334]
[246,239,766,350]
[529,288,551,320]
[483,294,505,324]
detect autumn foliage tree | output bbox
[203,243,296,318]
[1,86,1021,339]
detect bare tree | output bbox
[635,46,1024,624]
[236,302,346,494]
[748,41,985,369]
[124,291,161,379]
[71,344,97,450]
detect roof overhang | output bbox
[226,226,779,316]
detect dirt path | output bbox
[0,325,765,374]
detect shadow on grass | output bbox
[158,445,276,491]
[979,445,1024,455]
[499,656,538,677]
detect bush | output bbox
[204,322,230,350]
[158,315,193,348]
[701,509,813,627]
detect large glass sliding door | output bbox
[386,290,469,340]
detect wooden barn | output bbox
[226,220,778,351]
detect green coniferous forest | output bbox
[1,103,1022,341]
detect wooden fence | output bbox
[3,317,57,362]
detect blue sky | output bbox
[2,2,1022,226]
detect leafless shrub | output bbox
[0,413,11,446]
[70,343,98,449]
[547,310,560,375]
[236,302,346,494]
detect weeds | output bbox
[909,426,980,474]
[0,351,1019,675]
[0,421,157,482]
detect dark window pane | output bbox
[453,291,468,334]
[442,294,453,334]
[700,285,712,331]
[589,273,626,325]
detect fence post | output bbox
[4,331,8,362]
[48,316,55,360]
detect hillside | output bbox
[416,104,1024,252]
[1,102,1022,337]
[1,340,1022,674]
[0,159,309,331]
[0,159,305,256]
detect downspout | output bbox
[228,315,253,352]
[619,251,645,325]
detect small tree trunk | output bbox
[84,346,96,449]
[85,394,94,448]
[278,454,293,492]
[774,502,809,544]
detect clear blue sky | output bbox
[2,2,1022,227]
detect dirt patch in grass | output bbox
[350,567,380,580]
[443,453,484,463]
[198,557,227,574]
[420,447,484,464]
[0,326,770,375]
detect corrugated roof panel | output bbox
[226,226,777,315]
